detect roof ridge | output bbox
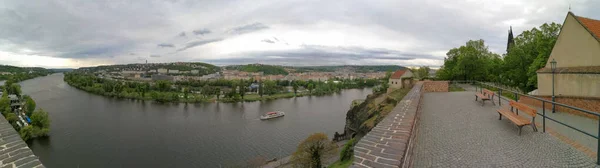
[571,12,600,42]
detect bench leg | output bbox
[475,96,478,101]
[531,123,538,132]
[518,126,524,136]
[498,113,502,120]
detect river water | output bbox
[20,73,371,168]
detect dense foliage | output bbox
[340,138,356,162]
[78,62,220,76]
[0,65,52,81]
[292,65,405,73]
[65,72,383,103]
[291,133,338,168]
[229,64,289,75]
[436,23,561,92]
[0,83,50,141]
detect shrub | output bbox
[340,138,356,161]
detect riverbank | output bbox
[64,73,377,103]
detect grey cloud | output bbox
[202,45,442,66]
[150,55,161,58]
[261,39,275,43]
[228,22,269,34]
[179,32,186,37]
[157,43,175,48]
[176,38,223,52]
[193,29,211,35]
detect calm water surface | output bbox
[20,74,371,168]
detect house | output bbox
[157,68,168,74]
[526,12,600,117]
[536,12,600,98]
[388,69,414,89]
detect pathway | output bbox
[412,91,597,167]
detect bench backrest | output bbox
[509,101,537,117]
[483,89,495,97]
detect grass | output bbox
[328,158,353,168]
[449,84,466,92]
[476,84,518,100]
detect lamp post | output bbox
[551,59,557,113]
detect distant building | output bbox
[389,70,414,89]
[157,68,168,74]
[151,74,174,81]
[168,69,179,74]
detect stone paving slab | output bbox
[0,116,43,168]
[351,83,423,168]
[413,91,597,167]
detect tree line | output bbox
[437,22,561,93]
[64,72,384,103]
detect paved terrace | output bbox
[0,116,44,168]
[412,91,597,167]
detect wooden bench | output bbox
[497,101,538,135]
[475,89,495,106]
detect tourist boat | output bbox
[260,111,285,120]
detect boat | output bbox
[260,111,285,120]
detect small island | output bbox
[63,63,402,103]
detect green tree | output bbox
[307,83,314,94]
[215,87,221,100]
[156,80,172,92]
[502,22,561,92]
[19,126,35,141]
[24,96,36,117]
[239,81,247,100]
[31,109,50,129]
[291,133,338,168]
[292,82,299,96]
[183,87,190,100]
[258,82,264,98]
[5,113,18,123]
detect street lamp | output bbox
[551,59,557,113]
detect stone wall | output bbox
[351,82,423,168]
[422,81,448,92]
[519,95,600,119]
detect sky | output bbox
[0,0,599,68]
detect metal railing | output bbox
[471,81,600,164]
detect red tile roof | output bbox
[390,70,406,79]
[575,15,600,41]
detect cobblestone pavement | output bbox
[0,115,44,168]
[462,84,600,153]
[413,91,598,168]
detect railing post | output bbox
[498,89,502,106]
[542,101,546,133]
[514,92,518,101]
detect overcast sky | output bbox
[1,0,598,68]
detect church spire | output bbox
[507,26,514,53]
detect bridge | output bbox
[0,116,44,168]
[351,82,598,168]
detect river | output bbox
[20,73,371,168]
